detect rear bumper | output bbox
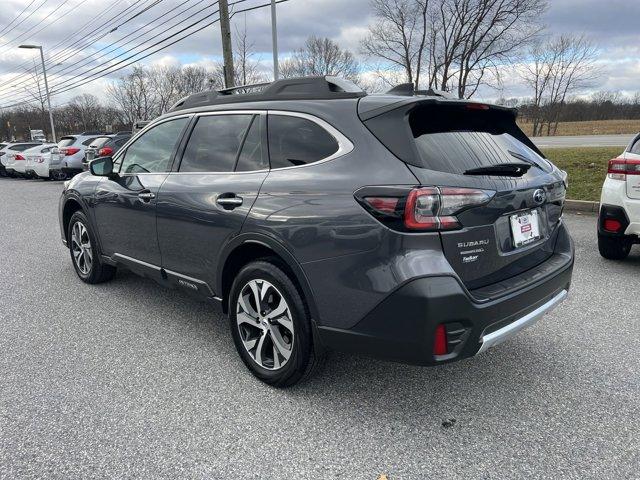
[317,228,574,366]
[600,178,640,237]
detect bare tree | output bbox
[281,36,360,82]
[361,0,429,89]
[107,66,158,124]
[522,34,599,135]
[362,0,546,97]
[68,94,103,131]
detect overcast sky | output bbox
[0,0,639,107]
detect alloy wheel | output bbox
[71,221,93,275]
[236,279,295,370]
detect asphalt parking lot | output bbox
[1,177,638,480]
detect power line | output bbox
[0,0,75,52]
[0,0,201,102]
[0,0,290,109]
[0,0,161,93]
[40,0,210,83]
[0,0,42,37]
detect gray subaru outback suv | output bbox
[59,76,574,387]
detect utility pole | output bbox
[271,0,279,80]
[218,0,234,88]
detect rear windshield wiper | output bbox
[464,162,531,177]
[508,150,544,170]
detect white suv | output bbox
[598,133,640,259]
[50,134,100,178]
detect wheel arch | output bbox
[217,234,320,323]
[61,196,85,244]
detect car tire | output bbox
[229,259,322,387]
[67,210,116,284]
[598,233,631,260]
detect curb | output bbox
[564,199,599,213]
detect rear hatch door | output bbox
[361,99,567,290]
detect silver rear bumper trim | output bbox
[476,289,568,355]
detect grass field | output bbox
[519,119,640,137]
[543,147,622,201]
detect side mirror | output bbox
[89,156,115,178]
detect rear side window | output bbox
[179,115,253,172]
[268,115,339,169]
[409,105,550,174]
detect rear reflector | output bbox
[433,324,448,356]
[608,158,640,180]
[603,219,623,233]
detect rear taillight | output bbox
[61,147,80,156]
[608,158,640,180]
[15,154,25,161]
[98,146,113,157]
[360,186,494,232]
[402,187,493,231]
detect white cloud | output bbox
[0,0,639,107]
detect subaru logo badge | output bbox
[533,189,546,205]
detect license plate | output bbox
[510,210,541,248]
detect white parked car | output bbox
[23,143,58,179]
[0,142,43,177]
[598,133,640,259]
[50,133,101,178]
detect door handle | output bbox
[138,191,156,202]
[216,195,243,208]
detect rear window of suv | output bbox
[58,137,77,147]
[409,104,551,174]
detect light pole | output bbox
[271,0,279,80]
[19,44,56,143]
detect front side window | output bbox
[179,115,253,172]
[268,115,339,169]
[118,118,188,174]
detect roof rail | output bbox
[385,83,456,99]
[217,82,271,95]
[168,76,366,112]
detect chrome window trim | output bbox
[163,109,353,175]
[113,110,354,176]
